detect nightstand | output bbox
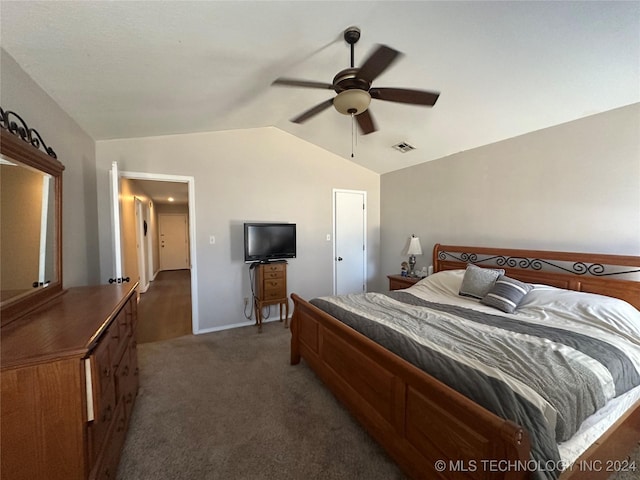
[387,274,421,291]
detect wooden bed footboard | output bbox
[290,244,640,480]
[290,293,531,480]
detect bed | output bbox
[290,244,640,480]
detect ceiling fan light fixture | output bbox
[333,89,371,116]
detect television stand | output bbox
[253,262,288,331]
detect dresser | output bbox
[253,262,289,330]
[1,283,139,480]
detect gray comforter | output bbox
[310,291,640,480]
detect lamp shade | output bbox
[407,236,423,256]
[333,89,371,115]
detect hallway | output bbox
[137,270,192,344]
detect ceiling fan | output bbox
[272,26,440,135]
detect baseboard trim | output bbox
[195,316,291,335]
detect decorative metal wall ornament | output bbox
[438,251,640,277]
[0,107,58,159]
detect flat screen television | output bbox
[244,223,296,263]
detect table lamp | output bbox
[406,235,423,277]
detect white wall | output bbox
[96,127,381,332]
[1,49,100,287]
[380,104,640,279]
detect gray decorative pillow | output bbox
[458,264,505,299]
[481,275,533,313]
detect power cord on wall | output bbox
[243,267,256,320]
[244,264,271,321]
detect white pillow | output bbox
[415,269,465,296]
[520,286,640,339]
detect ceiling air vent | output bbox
[392,141,416,153]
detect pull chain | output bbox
[351,112,356,158]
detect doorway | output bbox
[333,189,367,295]
[158,213,190,271]
[116,169,199,335]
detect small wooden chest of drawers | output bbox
[254,262,289,330]
[387,274,421,291]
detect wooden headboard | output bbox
[433,244,640,310]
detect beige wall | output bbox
[380,104,640,279]
[119,178,144,289]
[6,42,636,328]
[96,127,381,332]
[1,49,100,287]
[156,203,189,215]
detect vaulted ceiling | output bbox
[1,1,638,174]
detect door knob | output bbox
[337,257,343,261]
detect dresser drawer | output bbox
[114,306,131,339]
[128,298,138,333]
[264,271,284,280]
[264,263,285,273]
[91,329,114,399]
[89,400,127,480]
[263,263,285,276]
[115,341,138,420]
[263,290,286,301]
[263,278,284,292]
[114,308,132,360]
[88,386,117,464]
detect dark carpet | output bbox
[116,322,404,480]
[116,321,639,480]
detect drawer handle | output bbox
[123,365,129,376]
[103,367,110,378]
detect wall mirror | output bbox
[0,109,64,326]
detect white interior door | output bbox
[333,189,366,295]
[109,161,124,282]
[158,213,190,271]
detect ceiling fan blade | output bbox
[370,87,440,106]
[272,78,334,90]
[357,45,402,83]
[356,109,377,135]
[291,98,335,123]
